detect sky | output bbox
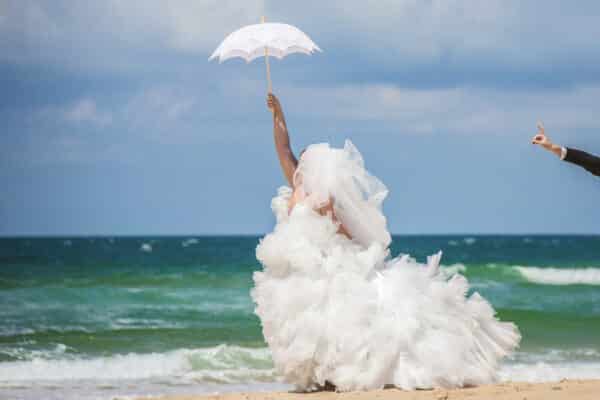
[1,0,599,236]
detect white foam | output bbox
[510,348,600,363]
[0,345,274,383]
[0,381,289,400]
[514,266,600,285]
[463,237,477,245]
[440,263,467,277]
[110,318,186,330]
[140,243,153,253]
[2,344,600,398]
[0,343,69,361]
[1,324,95,336]
[500,361,600,382]
[181,238,200,247]
[0,327,36,337]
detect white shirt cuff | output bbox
[560,146,568,161]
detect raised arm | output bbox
[531,122,563,158]
[267,93,298,186]
[531,121,600,177]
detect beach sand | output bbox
[140,379,600,400]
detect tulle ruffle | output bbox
[252,142,520,391]
[293,141,391,248]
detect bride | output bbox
[251,94,520,392]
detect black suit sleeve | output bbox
[564,147,600,177]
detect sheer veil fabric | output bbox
[252,140,520,391]
[293,141,391,248]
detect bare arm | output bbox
[267,93,298,186]
[315,198,352,240]
[531,121,563,157]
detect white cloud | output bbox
[105,0,266,52]
[1,0,266,66]
[33,97,113,127]
[4,0,600,75]
[125,86,198,130]
[64,98,113,126]
[264,82,600,137]
[138,74,600,140]
[9,76,600,171]
[12,130,138,167]
[272,1,600,68]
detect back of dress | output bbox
[293,140,391,248]
[252,140,520,392]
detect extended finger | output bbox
[536,121,545,131]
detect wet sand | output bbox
[139,379,600,400]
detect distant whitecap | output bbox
[515,266,600,285]
[140,243,152,253]
[182,238,200,247]
[464,237,476,245]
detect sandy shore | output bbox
[140,379,600,400]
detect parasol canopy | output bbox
[209,18,321,93]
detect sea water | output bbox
[1,235,599,399]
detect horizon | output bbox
[2,233,599,238]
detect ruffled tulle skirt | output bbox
[251,187,520,391]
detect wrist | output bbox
[542,142,555,151]
[545,143,562,157]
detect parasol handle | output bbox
[261,16,273,94]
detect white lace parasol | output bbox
[209,17,321,93]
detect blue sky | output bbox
[1,1,599,236]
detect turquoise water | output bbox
[1,235,599,399]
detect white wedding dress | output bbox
[251,141,520,391]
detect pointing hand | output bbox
[531,121,551,147]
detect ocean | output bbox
[1,235,599,399]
